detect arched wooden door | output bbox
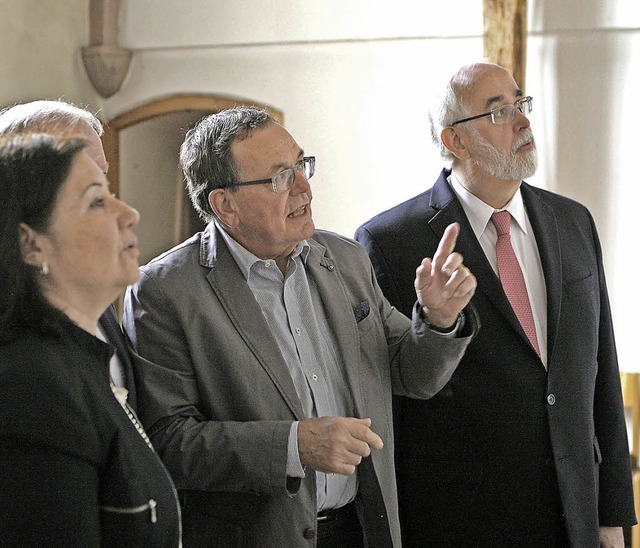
[102,94,283,198]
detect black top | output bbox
[0,320,181,546]
[99,304,138,411]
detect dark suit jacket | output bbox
[99,304,137,411]
[355,168,635,547]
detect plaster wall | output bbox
[1,0,639,370]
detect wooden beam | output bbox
[483,0,528,90]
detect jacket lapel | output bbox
[521,183,562,365]
[99,305,138,411]
[428,173,541,354]
[304,239,365,416]
[305,238,394,545]
[201,224,305,420]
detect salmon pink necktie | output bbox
[491,211,540,356]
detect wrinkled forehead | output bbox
[231,122,301,174]
[71,121,108,174]
[456,64,521,113]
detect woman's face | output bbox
[39,148,140,312]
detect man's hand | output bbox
[298,417,383,475]
[415,222,476,329]
[599,526,624,548]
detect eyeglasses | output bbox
[234,156,316,193]
[451,96,533,126]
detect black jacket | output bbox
[0,320,181,546]
[355,169,635,547]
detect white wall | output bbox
[526,0,640,372]
[1,0,639,371]
[0,0,96,106]
[104,0,484,240]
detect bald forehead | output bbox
[453,63,521,111]
[72,121,108,174]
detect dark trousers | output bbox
[317,501,364,548]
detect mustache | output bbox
[512,130,534,153]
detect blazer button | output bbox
[547,394,556,405]
[303,527,316,540]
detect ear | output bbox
[18,222,47,268]
[441,127,471,161]
[208,189,239,229]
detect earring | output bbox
[41,262,49,276]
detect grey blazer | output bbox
[123,222,478,547]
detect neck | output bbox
[275,257,290,275]
[42,287,111,335]
[452,164,521,209]
[225,227,296,276]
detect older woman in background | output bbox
[0,99,139,410]
[0,133,181,546]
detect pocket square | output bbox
[353,299,370,323]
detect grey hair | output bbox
[428,62,497,163]
[0,99,103,137]
[179,106,274,222]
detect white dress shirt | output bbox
[96,324,126,387]
[449,174,548,367]
[216,222,356,511]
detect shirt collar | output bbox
[214,220,310,281]
[449,172,529,238]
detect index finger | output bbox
[432,223,460,269]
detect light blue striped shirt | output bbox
[216,222,356,511]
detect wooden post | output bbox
[483,0,528,90]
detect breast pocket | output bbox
[564,273,595,298]
[353,299,376,334]
[353,299,370,323]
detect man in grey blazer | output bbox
[355,62,635,547]
[123,107,479,547]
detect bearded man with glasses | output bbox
[123,106,480,547]
[355,62,635,547]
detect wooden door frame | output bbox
[101,94,284,197]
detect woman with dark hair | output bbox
[0,133,181,546]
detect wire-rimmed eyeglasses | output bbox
[234,156,315,193]
[451,96,533,126]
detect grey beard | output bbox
[471,131,538,181]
